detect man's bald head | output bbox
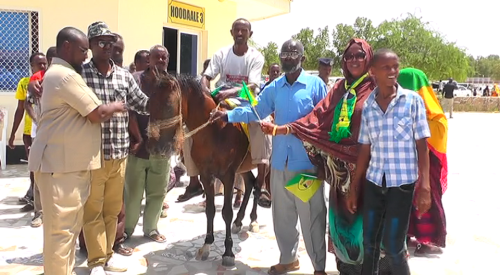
[281,39,304,55]
[280,39,305,74]
[56,27,86,51]
[55,27,89,73]
[149,45,168,55]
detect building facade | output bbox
[0,0,290,152]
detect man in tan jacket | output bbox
[28,26,126,275]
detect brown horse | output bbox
[146,72,261,267]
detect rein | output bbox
[147,102,221,140]
[146,71,222,142]
[183,102,221,139]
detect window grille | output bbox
[0,10,39,92]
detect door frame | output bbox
[163,25,202,75]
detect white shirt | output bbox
[204,45,264,89]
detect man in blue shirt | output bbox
[210,39,328,275]
[347,49,431,275]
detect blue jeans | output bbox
[361,176,415,275]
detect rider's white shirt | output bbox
[204,45,264,89]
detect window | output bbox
[163,27,199,76]
[0,10,39,92]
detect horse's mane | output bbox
[175,74,210,102]
[154,71,180,92]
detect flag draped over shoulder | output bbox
[398,68,449,193]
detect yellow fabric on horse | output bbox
[225,98,251,149]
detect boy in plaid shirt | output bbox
[347,49,431,275]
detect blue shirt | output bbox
[358,85,431,187]
[227,70,327,171]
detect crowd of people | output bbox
[7,17,448,275]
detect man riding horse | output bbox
[177,18,272,207]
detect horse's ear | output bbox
[151,67,159,80]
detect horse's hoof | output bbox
[231,223,242,234]
[196,244,211,261]
[249,221,259,233]
[221,256,235,267]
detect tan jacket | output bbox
[28,58,103,173]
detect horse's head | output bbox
[146,70,183,157]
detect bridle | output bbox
[145,69,221,149]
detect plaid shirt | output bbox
[358,85,430,187]
[82,60,149,160]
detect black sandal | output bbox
[176,187,204,202]
[258,189,272,208]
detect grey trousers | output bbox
[271,167,327,271]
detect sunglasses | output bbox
[344,52,366,62]
[97,40,115,48]
[279,51,301,59]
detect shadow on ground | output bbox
[143,230,260,274]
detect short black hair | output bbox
[370,48,397,67]
[46,47,57,59]
[232,18,251,31]
[29,52,45,64]
[56,27,86,51]
[203,59,211,66]
[134,50,149,63]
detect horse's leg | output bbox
[232,171,255,234]
[249,172,261,233]
[196,175,215,261]
[257,164,272,208]
[221,173,236,267]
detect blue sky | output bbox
[251,0,497,57]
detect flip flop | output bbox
[145,229,167,243]
[114,244,133,256]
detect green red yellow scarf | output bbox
[329,73,368,143]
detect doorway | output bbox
[163,27,199,76]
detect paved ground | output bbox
[0,112,498,275]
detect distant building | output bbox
[466,77,494,84]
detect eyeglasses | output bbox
[97,41,115,48]
[279,51,301,59]
[344,52,366,62]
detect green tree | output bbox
[259,41,280,73]
[292,27,334,70]
[248,38,259,48]
[258,14,490,81]
[332,14,469,81]
[331,17,377,73]
[472,55,500,80]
